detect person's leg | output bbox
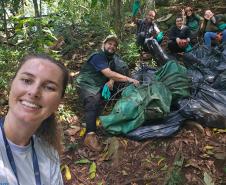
[222,29,226,43]
[82,92,103,152]
[83,93,101,133]
[190,30,199,45]
[168,40,184,53]
[204,32,217,47]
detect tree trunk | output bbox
[32,0,40,17]
[39,0,42,16]
[1,0,9,42]
[113,0,122,38]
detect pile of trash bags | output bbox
[100,43,226,140]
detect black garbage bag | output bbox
[183,45,222,69]
[187,66,204,85]
[126,111,185,141]
[212,70,226,91]
[146,39,169,66]
[178,84,226,128]
[132,64,157,86]
[113,54,129,76]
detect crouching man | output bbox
[75,35,139,152]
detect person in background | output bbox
[182,6,203,44]
[0,54,68,185]
[75,35,139,152]
[168,16,191,54]
[133,10,163,57]
[202,9,226,48]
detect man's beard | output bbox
[104,49,115,60]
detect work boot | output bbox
[84,132,103,152]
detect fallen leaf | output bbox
[213,152,226,160]
[157,157,165,166]
[203,172,214,185]
[79,128,86,137]
[204,145,214,150]
[96,118,101,127]
[74,158,91,164]
[61,164,72,181]
[89,162,97,179]
[65,127,80,136]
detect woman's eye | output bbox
[21,78,32,84]
[44,85,56,91]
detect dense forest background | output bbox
[0,0,226,184]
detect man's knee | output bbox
[84,94,101,111]
[204,32,210,39]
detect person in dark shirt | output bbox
[75,35,139,152]
[168,16,191,54]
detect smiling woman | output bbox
[0,54,69,185]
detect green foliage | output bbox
[119,37,140,67]
[57,104,74,122]
[11,16,57,52]
[0,46,21,91]
[65,84,76,96]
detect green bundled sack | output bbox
[155,60,191,101]
[100,83,172,135]
[100,61,191,135]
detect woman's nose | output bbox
[28,85,41,98]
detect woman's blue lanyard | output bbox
[0,119,41,185]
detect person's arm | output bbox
[101,68,139,85]
[154,23,160,34]
[182,9,187,25]
[197,14,204,31]
[185,26,191,41]
[106,79,114,90]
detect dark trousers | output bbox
[168,40,185,53]
[79,90,104,133]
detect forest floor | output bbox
[61,117,226,185]
[60,43,226,185]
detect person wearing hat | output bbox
[75,35,139,152]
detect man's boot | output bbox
[147,39,169,66]
[84,132,103,152]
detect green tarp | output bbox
[100,61,191,135]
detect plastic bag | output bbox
[126,111,185,140]
[178,84,226,128]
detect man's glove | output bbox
[156,32,164,43]
[101,84,111,100]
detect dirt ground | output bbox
[61,114,226,185]
[59,89,226,185]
